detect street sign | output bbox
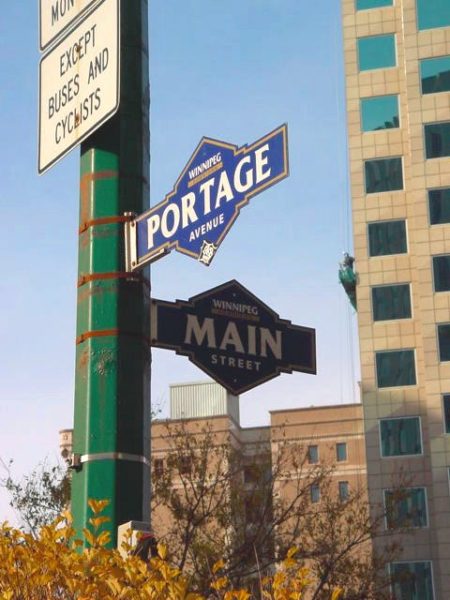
[38,0,120,174]
[39,0,100,51]
[151,280,316,395]
[125,125,289,270]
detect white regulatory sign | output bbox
[40,0,100,51]
[38,0,119,174]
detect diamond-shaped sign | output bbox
[126,125,289,269]
[151,280,316,395]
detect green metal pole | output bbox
[71,0,150,547]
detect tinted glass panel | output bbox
[336,443,347,462]
[361,95,399,131]
[391,562,434,600]
[372,284,411,321]
[339,481,349,500]
[310,485,320,503]
[429,188,450,224]
[361,96,399,131]
[443,394,450,433]
[380,417,422,456]
[308,445,318,464]
[356,0,392,8]
[421,56,450,94]
[417,0,450,30]
[358,35,396,71]
[438,324,450,361]
[368,220,407,256]
[425,123,450,158]
[376,350,416,387]
[433,255,450,291]
[385,488,428,528]
[365,158,403,193]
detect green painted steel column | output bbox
[71,0,150,547]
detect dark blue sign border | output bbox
[127,124,289,270]
[151,280,316,395]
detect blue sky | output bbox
[0,1,359,523]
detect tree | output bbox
[151,420,406,599]
[0,458,70,537]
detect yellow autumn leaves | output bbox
[0,500,342,599]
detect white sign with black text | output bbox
[38,0,119,174]
[39,0,100,50]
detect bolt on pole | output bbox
[71,0,151,547]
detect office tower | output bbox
[342,0,450,597]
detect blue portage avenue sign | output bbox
[125,125,289,270]
[151,280,316,395]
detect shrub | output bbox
[0,500,339,599]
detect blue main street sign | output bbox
[151,280,316,395]
[125,125,289,270]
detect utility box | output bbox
[117,520,151,558]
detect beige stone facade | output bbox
[270,403,367,494]
[342,1,450,597]
[151,399,367,554]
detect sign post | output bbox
[70,0,151,547]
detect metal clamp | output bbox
[124,212,137,272]
[80,452,150,466]
[68,453,82,471]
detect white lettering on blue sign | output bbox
[130,125,289,269]
[146,145,271,251]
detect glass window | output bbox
[421,56,450,94]
[380,417,422,457]
[417,0,450,30]
[365,157,403,193]
[339,481,349,501]
[310,484,320,503]
[179,456,191,475]
[390,561,434,600]
[443,394,450,433]
[376,350,416,388]
[361,95,399,131]
[356,0,393,8]
[385,488,428,528]
[372,284,411,321]
[425,122,450,159]
[438,324,450,361]
[358,35,396,71]
[433,255,450,291]
[308,445,319,464]
[368,220,407,256]
[336,442,347,462]
[153,459,164,478]
[429,188,450,225]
